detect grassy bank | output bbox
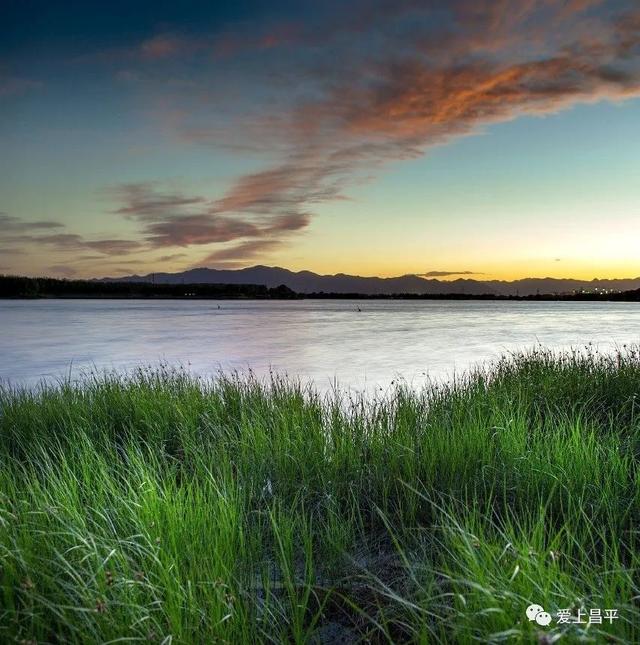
[1,348,639,643]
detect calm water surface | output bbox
[1,299,639,391]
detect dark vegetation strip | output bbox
[2,275,640,300]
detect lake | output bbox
[1,299,639,391]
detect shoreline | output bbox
[2,275,640,301]
[2,293,640,301]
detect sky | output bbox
[1,0,639,281]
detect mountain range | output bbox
[101,266,640,296]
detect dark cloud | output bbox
[0,215,142,261]
[421,270,483,277]
[48,264,77,277]
[23,233,143,255]
[76,254,110,261]
[108,266,149,275]
[198,239,283,268]
[28,233,84,248]
[0,76,42,99]
[142,213,259,247]
[85,239,143,254]
[212,159,349,216]
[107,181,311,254]
[110,184,207,218]
[158,252,188,262]
[0,213,64,231]
[2,223,143,258]
[96,258,148,266]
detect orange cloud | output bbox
[198,1,640,231]
[9,1,638,275]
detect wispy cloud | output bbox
[421,270,484,277]
[158,252,188,262]
[47,264,77,277]
[198,239,283,268]
[22,233,143,255]
[139,35,185,60]
[107,181,311,255]
[0,213,64,231]
[1,212,143,260]
[0,76,42,99]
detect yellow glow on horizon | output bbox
[7,255,640,282]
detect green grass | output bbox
[1,347,639,643]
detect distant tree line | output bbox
[305,290,640,301]
[0,276,298,299]
[1,275,639,301]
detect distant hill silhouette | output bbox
[101,266,640,296]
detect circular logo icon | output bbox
[535,611,552,626]
[526,604,545,621]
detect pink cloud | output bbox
[140,35,184,60]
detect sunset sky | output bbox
[2,0,639,281]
